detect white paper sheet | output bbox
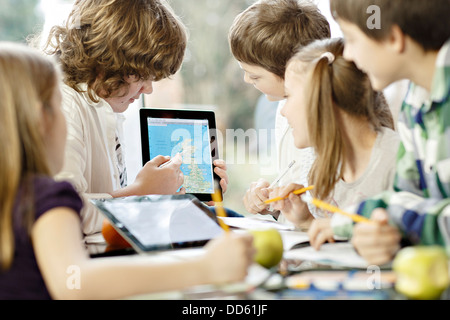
[219,216,295,231]
[283,242,369,269]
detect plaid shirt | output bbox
[355,39,450,248]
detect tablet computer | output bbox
[140,108,222,202]
[90,195,224,253]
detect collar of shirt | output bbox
[404,38,450,113]
[430,38,450,105]
[75,83,112,110]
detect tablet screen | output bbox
[147,117,215,194]
[91,195,224,252]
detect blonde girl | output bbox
[271,38,400,242]
[0,43,253,300]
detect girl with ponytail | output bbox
[270,38,399,242]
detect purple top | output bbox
[0,176,83,300]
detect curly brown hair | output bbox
[43,0,187,102]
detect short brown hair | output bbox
[43,0,187,102]
[229,0,330,79]
[330,0,450,51]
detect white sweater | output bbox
[56,84,124,235]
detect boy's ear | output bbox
[387,25,406,54]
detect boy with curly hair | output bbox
[43,0,229,235]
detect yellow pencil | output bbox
[211,189,230,232]
[309,197,375,225]
[264,186,315,204]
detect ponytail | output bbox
[307,55,344,201]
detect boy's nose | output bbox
[243,72,252,85]
[141,80,153,94]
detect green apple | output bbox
[393,246,449,300]
[249,229,284,269]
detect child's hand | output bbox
[205,159,229,206]
[213,159,228,194]
[133,154,184,195]
[242,179,272,215]
[308,218,334,250]
[351,208,401,265]
[203,232,255,284]
[270,183,314,229]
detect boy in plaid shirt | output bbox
[309,0,450,265]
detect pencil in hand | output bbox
[264,185,315,204]
[301,194,375,224]
[269,160,296,188]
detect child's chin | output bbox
[265,94,283,102]
[369,74,392,92]
[293,139,307,150]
